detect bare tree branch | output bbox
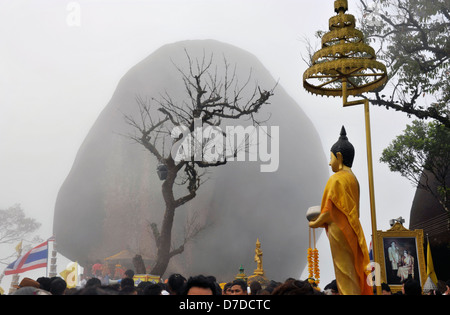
[124,50,275,275]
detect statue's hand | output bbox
[309,220,320,229]
[308,211,330,228]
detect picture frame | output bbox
[375,222,426,293]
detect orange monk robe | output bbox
[320,170,373,295]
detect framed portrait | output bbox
[375,222,426,293]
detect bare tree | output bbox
[0,204,42,266]
[124,50,275,276]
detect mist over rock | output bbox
[53,40,329,281]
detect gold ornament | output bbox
[303,0,387,98]
[307,227,320,288]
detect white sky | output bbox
[0,0,416,288]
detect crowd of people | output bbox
[4,269,450,296]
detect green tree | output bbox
[359,0,449,127]
[380,120,450,217]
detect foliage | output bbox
[380,120,450,213]
[359,0,449,127]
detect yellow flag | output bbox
[15,241,22,254]
[60,262,78,289]
[426,241,438,285]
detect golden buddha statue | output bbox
[254,238,264,276]
[309,126,372,295]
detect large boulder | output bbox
[53,40,329,281]
[409,171,450,281]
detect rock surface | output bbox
[53,40,329,281]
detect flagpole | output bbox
[46,245,49,277]
[8,241,23,293]
[46,238,52,277]
[48,236,57,278]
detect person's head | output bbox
[136,281,150,295]
[206,275,222,295]
[402,278,422,295]
[143,283,165,295]
[258,280,281,295]
[324,279,339,295]
[184,275,217,295]
[230,279,248,295]
[124,269,135,279]
[49,277,67,295]
[330,126,354,171]
[167,273,187,295]
[273,279,321,295]
[36,277,52,291]
[119,285,138,295]
[223,282,233,295]
[85,277,102,288]
[77,285,119,295]
[381,282,392,295]
[16,277,40,290]
[249,281,262,295]
[436,280,447,294]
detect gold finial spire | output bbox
[303,0,387,98]
[334,0,348,14]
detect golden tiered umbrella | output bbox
[303,0,387,294]
[303,0,387,99]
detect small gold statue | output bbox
[254,238,264,276]
[308,127,372,295]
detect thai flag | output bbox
[4,241,48,275]
[369,240,373,261]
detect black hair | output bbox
[231,279,247,292]
[167,273,187,295]
[49,277,67,295]
[272,279,318,295]
[120,277,135,289]
[36,277,52,291]
[85,277,101,288]
[124,269,135,278]
[403,278,422,295]
[381,282,391,292]
[249,281,262,295]
[324,279,339,293]
[183,275,217,295]
[143,283,164,295]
